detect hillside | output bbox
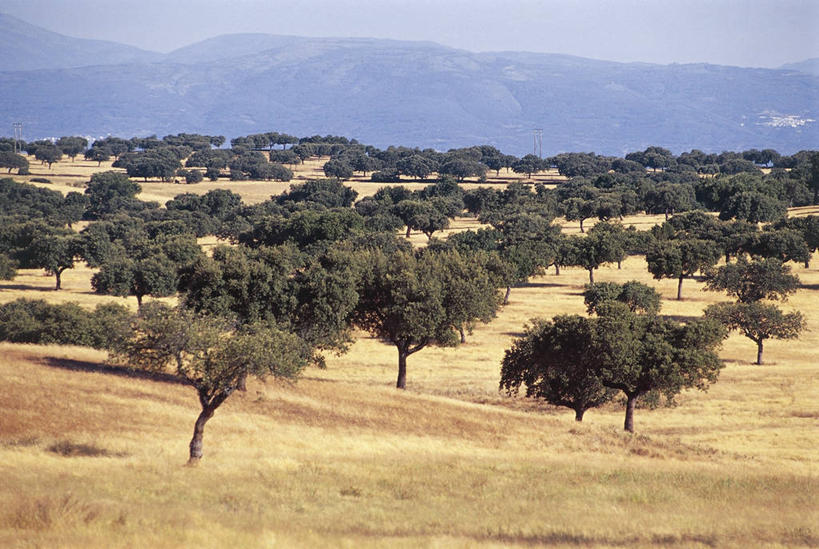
[1,158,818,547]
[0,16,816,155]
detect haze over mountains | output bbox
[1,13,816,156]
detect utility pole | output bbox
[532,128,543,158]
[12,123,23,154]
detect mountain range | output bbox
[0,13,817,156]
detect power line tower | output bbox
[532,128,543,158]
[12,123,23,154]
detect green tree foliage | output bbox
[704,257,800,303]
[20,233,83,290]
[0,151,29,174]
[568,223,627,285]
[770,216,819,267]
[747,229,811,266]
[500,316,614,421]
[512,154,545,178]
[501,304,725,430]
[0,253,18,280]
[109,303,311,463]
[91,255,179,308]
[56,136,88,161]
[595,303,726,431]
[0,299,130,349]
[276,179,358,208]
[118,148,182,181]
[323,159,354,179]
[239,209,365,249]
[705,302,804,365]
[352,249,497,388]
[34,143,62,168]
[642,182,697,220]
[0,178,73,224]
[423,248,501,342]
[83,171,146,219]
[718,191,787,223]
[178,244,359,354]
[583,281,661,315]
[438,159,487,181]
[645,238,720,300]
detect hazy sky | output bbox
[3,0,818,67]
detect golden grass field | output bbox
[0,158,817,548]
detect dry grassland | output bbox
[1,159,817,547]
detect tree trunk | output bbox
[624,394,637,433]
[588,268,594,285]
[554,264,560,276]
[756,340,764,365]
[676,275,684,300]
[504,286,511,305]
[405,226,411,238]
[237,372,247,392]
[664,208,669,221]
[459,325,466,344]
[188,405,216,465]
[396,349,408,389]
[136,293,143,309]
[54,269,62,290]
[617,260,622,270]
[579,218,585,233]
[575,409,585,422]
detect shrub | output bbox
[371,170,401,183]
[185,169,203,184]
[0,299,132,349]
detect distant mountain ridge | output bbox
[0,14,816,156]
[0,13,160,71]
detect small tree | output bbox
[704,257,799,303]
[21,233,82,290]
[584,281,661,315]
[353,249,485,389]
[645,238,720,300]
[500,316,614,421]
[109,303,311,464]
[0,151,29,174]
[705,302,805,365]
[34,144,62,168]
[92,255,178,308]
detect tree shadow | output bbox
[0,283,51,292]
[519,281,564,289]
[799,283,819,291]
[501,331,526,338]
[40,356,188,386]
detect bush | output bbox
[185,169,203,184]
[205,167,220,181]
[371,170,401,183]
[0,299,132,349]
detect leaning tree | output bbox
[109,303,311,464]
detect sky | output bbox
[3,0,818,68]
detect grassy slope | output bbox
[1,159,817,548]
